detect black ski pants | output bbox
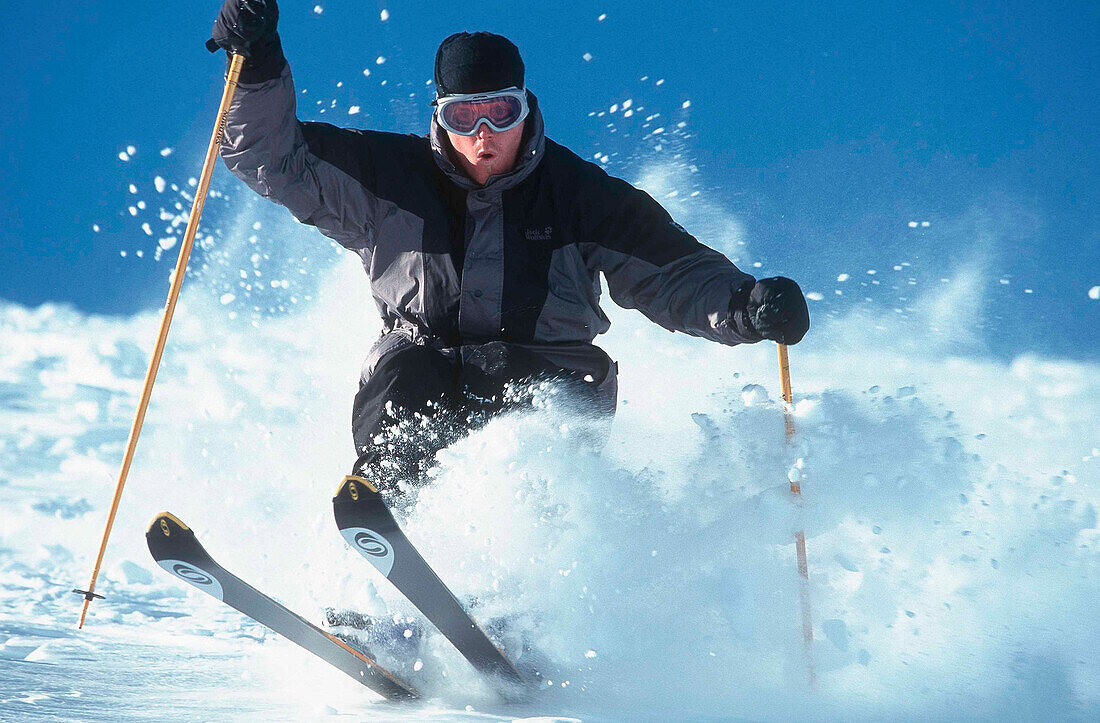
[351,337,613,492]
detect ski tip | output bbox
[334,475,379,502]
[146,511,191,539]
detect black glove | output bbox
[731,277,810,345]
[209,0,278,55]
[207,0,285,83]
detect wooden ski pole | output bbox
[74,53,246,628]
[778,342,815,684]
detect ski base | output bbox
[146,511,418,701]
[333,476,523,684]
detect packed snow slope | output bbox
[2,178,1098,721]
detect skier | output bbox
[210,0,810,492]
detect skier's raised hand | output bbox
[208,0,279,57]
[739,277,810,345]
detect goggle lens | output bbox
[439,94,525,135]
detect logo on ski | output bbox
[340,527,395,577]
[354,531,390,558]
[173,563,214,585]
[157,558,225,601]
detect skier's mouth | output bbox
[476,150,496,161]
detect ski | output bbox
[146,512,418,701]
[333,476,523,684]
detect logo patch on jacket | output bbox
[524,226,553,241]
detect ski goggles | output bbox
[433,87,529,136]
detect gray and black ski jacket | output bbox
[220,60,758,412]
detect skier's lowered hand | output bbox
[736,277,810,345]
[208,0,279,58]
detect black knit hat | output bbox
[434,32,525,97]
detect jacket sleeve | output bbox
[577,163,759,345]
[219,54,380,252]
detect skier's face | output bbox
[446,120,526,186]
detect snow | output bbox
[3,241,1097,719]
[380,9,390,21]
[1089,286,1099,300]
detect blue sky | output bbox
[2,0,1097,359]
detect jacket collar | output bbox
[430,91,545,192]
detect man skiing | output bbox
[210,0,810,492]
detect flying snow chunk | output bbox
[583,52,593,62]
[128,184,138,194]
[741,384,769,407]
[921,221,931,227]
[376,56,387,65]
[220,293,236,305]
[1089,286,1100,300]
[806,292,824,301]
[141,223,152,236]
[126,145,137,156]
[348,105,361,115]
[118,151,130,162]
[837,273,850,282]
[313,5,323,14]
[158,237,178,250]
[598,13,607,21]
[154,176,166,193]
[585,649,598,658]
[908,221,918,228]
[380,8,389,21]
[362,68,371,77]
[92,224,100,232]
[159,147,173,157]
[682,100,692,108]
